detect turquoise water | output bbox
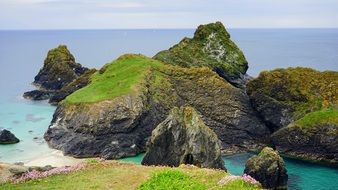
[0,29,337,189]
[121,153,338,190]
[0,99,55,163]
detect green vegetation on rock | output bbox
[247,67,338,131]
[63,54,165,104]
[154,22,248,86]
[295,107,338,128]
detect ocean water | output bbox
[0,29,337,189]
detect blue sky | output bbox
[1,0,338,29]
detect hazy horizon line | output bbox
[1,27,338,31]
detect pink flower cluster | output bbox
[12,163,86,183]
[242,173,259,185]
[217,174,259,186]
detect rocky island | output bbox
[23,45,90,104]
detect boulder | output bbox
[23,45,89,102]
[244,147,288,189]
[154,21,249,88]
[0,129,19,144]
[141,106,226,170]
[44,54,269,159]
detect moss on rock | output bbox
[154,21,248,88]
[247,67,338,131]
[142,106,226,170]
[244,147,288,189]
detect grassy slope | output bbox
[63,54,165,104]
[295,107,338,127]
[1,161,260,190]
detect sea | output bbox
[0,29,337,190]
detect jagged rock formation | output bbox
[0,129,20,144]
[247,67,338,132]
[44,54,269,159]
[272,108,338,165]
[23,45,89,103]
[141,106,226,170]
[244,147,288,189]
[154,21,249,88]
[49,69,96,105]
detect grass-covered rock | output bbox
[247,67,338,164]
[142,106,226,170]
[34,45,88,90]
[272,108,338,165]
[247,67,338,132]
[23,45,89,102]
[154,21,249,88]
[44,54,269,159]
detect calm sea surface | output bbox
[0,29,337,189]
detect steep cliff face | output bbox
[141,106,226,170]
[44,54,269,159]
[23,45,89,103]
[154,22,249,88]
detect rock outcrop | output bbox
[154,21,249,88]
[247,67,338,164]
[0,130,20,144]
[247,67,338,132]
[244,147,288,189]
[141,106,226,170]
[23,45,89,103]
[44,54,269,159]
[272,108,338,165]
[48,69,96,105]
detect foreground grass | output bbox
[1,161,260,190]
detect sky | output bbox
[0,0,338,29]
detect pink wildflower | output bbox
[12,162,86,183]
[242,173,259,184]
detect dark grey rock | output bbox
[0,129,20,144]
[142,106,226,170]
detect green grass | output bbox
[138,170,206,190]
[63,54,165,104]
[1,161,261,190]
[295,107,338,127]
